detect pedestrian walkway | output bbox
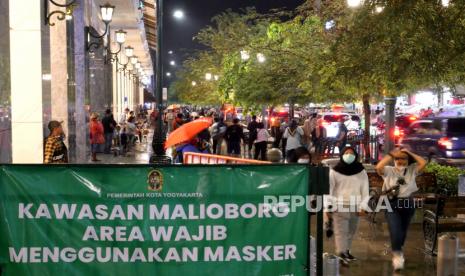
[319,215,465,275]
[89,132,154,164]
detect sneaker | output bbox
[392,252,404,271]
[346,251,357,261]
[338,253,350,266]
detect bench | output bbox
[366,172,438,223]
[423,196,465,255]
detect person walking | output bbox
[101,109,116,154]
[44,120,68,164]
[225,118,244,157]
[283,120,305,163]
[89,113,105,162]
[375,148,427,271]
[254,122,270,160]
[247,115,260,158]
[327,147,369,265]
[210,117,227,155]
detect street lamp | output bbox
[192,81,197,86]
[442,0,450,7]
[347,0,362,8]
[130,56,138,65]
[105,29,127,63]
[166,72,172,77]
[125,46,134,58]
[205,73,213,81]
[214,75,219,81]
[170,60,176,66]
[257,53,266,63]
[375,6,384,13]
[240,50,250,61]
[168,50,174,54]
[85,3,116,51]
[173,10,184,19]
[44,0,77,26]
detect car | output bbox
[399,117,465,166]
[392,113,419,144]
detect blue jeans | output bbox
[385,198,416,251]
[104,133,113,153]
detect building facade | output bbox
[0,0,155,163]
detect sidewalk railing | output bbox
[183,152,271,165]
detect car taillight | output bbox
[408,116,417,121]
[393,127,404,137]
[438,137,453,150]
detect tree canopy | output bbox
[171,0,465,106]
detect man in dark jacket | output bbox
[101,109,117,154]
[225,118,244,157]
[247,115,260,158]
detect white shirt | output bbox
[119,113,127,125]
[328,169,370,211]
[255,128,270,143]
[283,127,304,151]
[382,164,418,198]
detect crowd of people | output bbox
[43,107,150,164]
[163,108,352,164]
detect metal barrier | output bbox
[183,152,272,165]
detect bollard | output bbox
[323,253,339,276]
[267,148,282,163]
[437,234,459,276]
[458,175,465,196]
[309,236,316,276]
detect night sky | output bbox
[163,0,305,81]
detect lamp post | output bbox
[85,3,115,52]
[150,0,171,164]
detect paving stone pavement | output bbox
[316,214,465,275]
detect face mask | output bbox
[298,159,310,164]
[342,154,356,164]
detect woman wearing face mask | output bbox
[375,148,426,271]
[328,147,369,265]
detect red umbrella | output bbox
[165,117,213,149]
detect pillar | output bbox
[50,2,68,147]
[9,0,44,163]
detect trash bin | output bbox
[437,234,459,276]
[458,175,465,196]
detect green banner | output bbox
[0,165,309,276]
